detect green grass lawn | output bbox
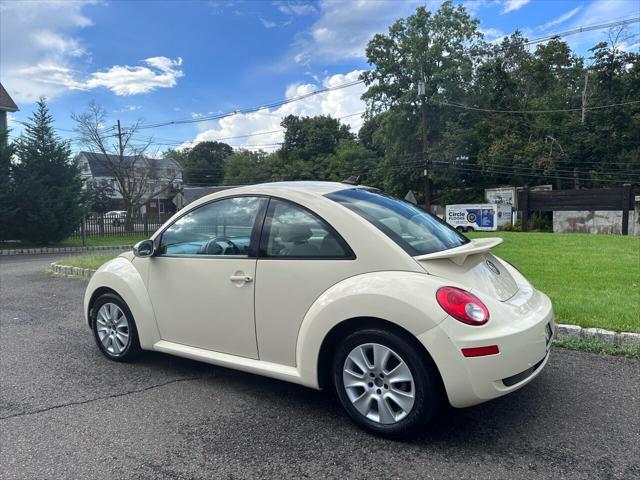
[1,234,145,249]
[61,252,123,270]
[467,232,640,333]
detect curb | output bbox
[556,323,640,348]
[50,262,97,279]
[2,245,134,256]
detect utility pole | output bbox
[116,119,124,158]
[418,79,430,211]
[581,73,589,124]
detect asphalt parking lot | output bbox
[1,253,639,480]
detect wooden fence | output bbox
[517,184,636,235]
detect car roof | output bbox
[229,181,355,196]
[175,181,369,217]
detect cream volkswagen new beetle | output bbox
[84,181,555,437]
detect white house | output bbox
[76,151,183,217]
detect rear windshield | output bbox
[326,188,469,256]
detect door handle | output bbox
[229,274,253,283]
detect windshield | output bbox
[326,188,469,256]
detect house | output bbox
[76,151,183,218]
[0,82,19,142]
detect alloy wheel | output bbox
[342,343,415,424]
[96,302,130,356]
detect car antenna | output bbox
[342,175,360,185]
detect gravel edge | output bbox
[46,259,640,349]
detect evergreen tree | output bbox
[12,98,85,243]
[0,129,17,240]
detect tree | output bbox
[73,102,179,226]
[0,129,17,240]
[361,1,483,200]
[180,141,233,185]
[12,98,85,243]
[223,150,272,185]
[87,179,116,213]
[269,114,355,180]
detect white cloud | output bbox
[290,0,425,64]
[260,18,278,29]
[83,57,184,95]
[184,70,366,151]
[480,27,506,43]
[12,57,184,97]
[0,1,183,103]
[277,2,318,16]
[539,6,583,31]
[0,0,97,102]
[113,105,142,113]
[501,0,530,14]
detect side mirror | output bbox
[133,239,155,257]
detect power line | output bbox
[432,99,640,114]
[127,111,366,147]
[136,80,365,131]
[518,16,640,48]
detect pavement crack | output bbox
[0,376,205,421]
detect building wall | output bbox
[553,209,640,235]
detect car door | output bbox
[254,198,357,366]
[147,195,267,358]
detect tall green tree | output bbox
[223,150,273,185]
[361,1,483,200]
[13,98,85,243]
[270,114,355,180]
[180,141,233,185]
[0,129,17,240]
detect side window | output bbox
[159,196,263,256]
[261,199,352,259]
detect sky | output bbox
[1,0,638,154]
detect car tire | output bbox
[332,328,442,438]
[91,293,141,362]
[466,226,475,232]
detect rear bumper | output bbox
[418,288,554,408]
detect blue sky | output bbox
[1,0,638,153]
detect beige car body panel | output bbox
[84,181,554,406]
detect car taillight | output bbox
[436,287,489,326]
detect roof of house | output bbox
[78,151,182,178]
[0,83,18,112]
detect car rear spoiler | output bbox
[414,237,503,266]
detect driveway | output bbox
[1,254,639,480]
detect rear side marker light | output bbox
[461,345,500,357]
[436,286,490,326]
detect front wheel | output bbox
[332,328,442,438]
[91,293,141,362]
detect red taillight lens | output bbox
[436,286,489,326]
[461,345,499,357]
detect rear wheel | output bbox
[91,293,141,362]
[332,328,441,438]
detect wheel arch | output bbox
[84,257,160,349]
[294,271,450,390]
[87,286,119,327]
[315,316,445,392]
